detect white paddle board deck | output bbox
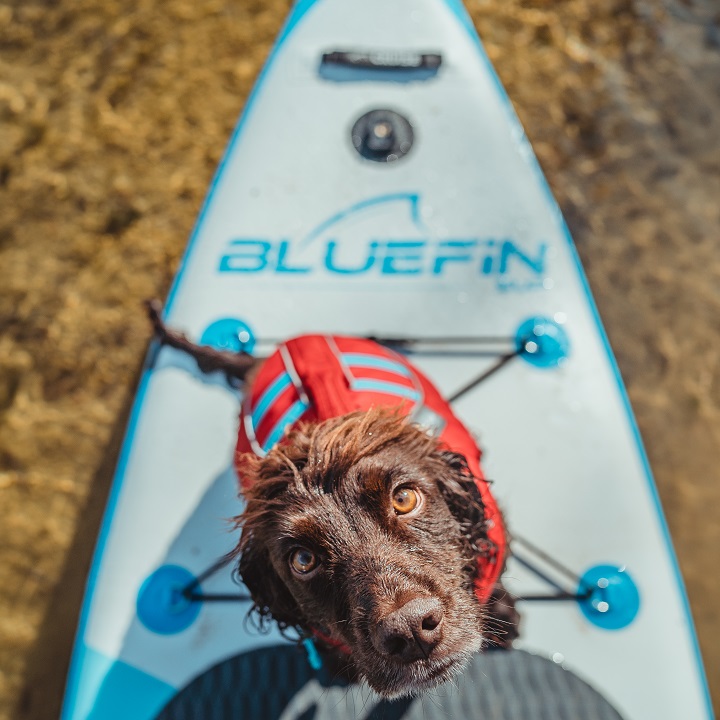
[61,0,712,718]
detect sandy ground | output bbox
[0,0,718,717]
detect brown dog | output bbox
[147,302,519,698]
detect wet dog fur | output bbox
[235,408,519,697]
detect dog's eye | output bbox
[290,547,318,575]
[392,487,421,515]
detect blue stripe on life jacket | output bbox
[252,372,293,427]
[341,353,411,377]
[350,379,421,403]
[262,399,310,450]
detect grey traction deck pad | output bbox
[157,646,624,720]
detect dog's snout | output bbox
[373,597,445,662]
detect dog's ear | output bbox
[432,450,489,580]
[433,450,486,527]
[233,436,319,632]
[236,529,304,631]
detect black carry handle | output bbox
[319,49,442,82]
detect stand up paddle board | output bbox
[61,0,713,718]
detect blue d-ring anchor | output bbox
[578,564,640,630]
[137,565,202,635]
[200,318,255,355]
[515,316,570,368]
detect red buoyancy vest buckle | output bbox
[310,627,352,655]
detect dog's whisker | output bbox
[423,689,445,715]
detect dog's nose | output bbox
[374,597,445,662]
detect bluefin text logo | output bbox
[216,194,550,291]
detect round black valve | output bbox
[351,109,414,163]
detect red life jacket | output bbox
[235,335,505,605]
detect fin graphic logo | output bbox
[218,193,549,290]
